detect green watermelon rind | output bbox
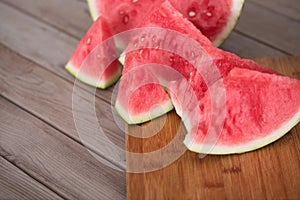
[87,0,98,21]
[118,53,125,66]
[183,109,300,154]
[66,62,122,89]
[115,99,174,124]
[86,0,245,47]
[117,53,174,124]
[213,0,245,47]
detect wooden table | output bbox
[0,0,299,199]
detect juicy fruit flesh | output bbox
[116,1,300,154]
[66,16,121,88]
[184,111,300,154]
[193,68,300,144]
[88,0,244,46]
[91,0,165,34]
[115,65,173,124]
[170,0,232,42]
[179,68,300,154]
[117,0,275,124]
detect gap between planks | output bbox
[233,30,292,56]
[0,0,295,175]
[0,0,91,40]
[0,0,290,57]
[0,96,126,199]
[249,0,300,22]
[234,1,300,55]
[0,0,287,122]
[0,43,126,171]
[0,156,66,200]
[0,0,296,171]
[0,1,114,106]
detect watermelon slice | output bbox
[115,64,174,124]
[115,1,300,154]
[66,16,121,88]
[170,0,245,46]
[169,68,300,154]
[115,0,275,124]
[87,0,244,46]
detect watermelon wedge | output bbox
[115,64,174,124]
[87,0,244,46]
[115,1,300,154]
[169,68,300,154]
[115,0,275,124]
[66,16,121,89]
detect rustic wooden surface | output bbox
[127,56,300,200]
[0,0,299,199]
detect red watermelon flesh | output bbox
[87,0,244,46]
[66,16,121,88]
[172,68,300,154]
[115,64,174,124]
[170,0,241,46]
[115,0,275,124]
[87,0,165,34]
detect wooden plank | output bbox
[249,0,300,22]
[1,0,290,61]
[0,44,126,169]
[220,32,285,58]
[235,1,300,55]
[0,157,63,199]
[1,0,92,39]
[0,97,126,199]
[127,56,300,199]
[0,2,76,80]
[0,2,114,102]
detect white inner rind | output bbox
[213,0,245,47]
[86,0,99,20]
[118,53,126,66]
[65,63,121,89]
[183,109,300,154]
[87,0,245,47]
[115,99,174,124]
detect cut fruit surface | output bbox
[115,0,275,125]
[115,1,300,154]
[170,68,300,154]
[65,16,121,89]
[87,0,244,46]
[170,0,245,46]
[115,65,174,124]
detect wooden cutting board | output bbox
[126,56,300,199]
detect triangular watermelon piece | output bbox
[114,0,300,154]
[115,64,174,124]
[115,0,275,124]
[170,68,300,154]
[170,0,245,46]
[87,0,245,46]
[66,16,121,89]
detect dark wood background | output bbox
[0,0,299,199]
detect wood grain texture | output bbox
[0,2,75,74]
[0,157,63,199]
[220,32,285,59]
[0,44,126,169]
[1,0,92,39]
[127,56,300,200]
[249,0,300,22]
[0,0,290,110]
[0,0,299,199]
[0,0,290,65]
[236,1,300,55]
[0,2,115,102]
[0,97,126,199]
